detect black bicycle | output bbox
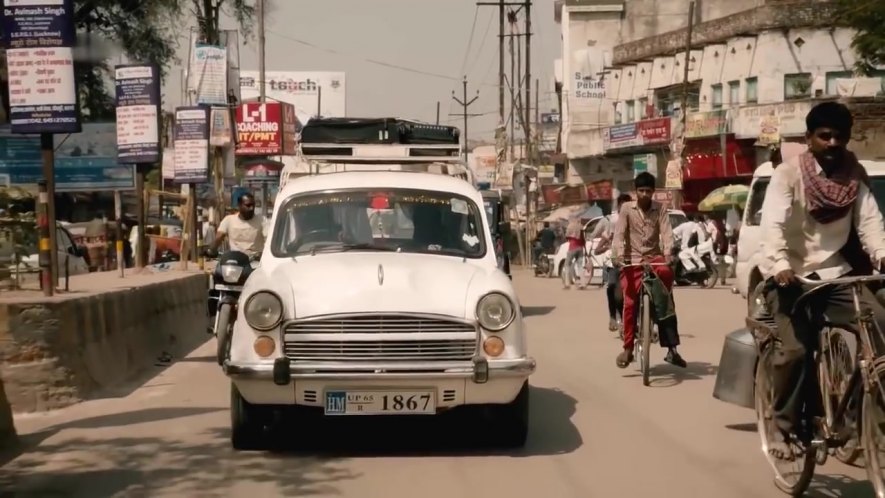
[621,262,668,386]
[750,273,885,497]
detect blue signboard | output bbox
[0,123,135,191]
[172,106,210,184]
[114,64,161,163]
[1,0,80,134]
[1,0,76,48]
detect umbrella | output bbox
[698,184,749,212]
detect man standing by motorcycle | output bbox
[673,215,707,272]
[611,173,687,369]
[206,193,266,259]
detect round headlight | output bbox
[244,292,283,330]
[476,292,515,331]
[220,264,244,283]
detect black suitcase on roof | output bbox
[301,117,459,145]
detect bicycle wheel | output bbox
[818,328,863,466]
[640,291,652,387]
[861,364,885,498]
[755,345,816,496]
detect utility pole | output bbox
[317,86,322,118]
[524,0,532,166]
[508,13,517,161]
[535,78,540,164]
[677,0,695,209]
[258,0,266,102]
[451,76,480,160]
[436,101,440,125]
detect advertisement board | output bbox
[0,123,134,191]
[239,71,346,125]
[114,64,160,163]
[235,101,298,156]
[2,0,80,134]
[173,106,210,183]
[188,44,228,106]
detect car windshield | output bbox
[271,188,487,258]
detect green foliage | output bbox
[835,0,885,75]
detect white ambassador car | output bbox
[223,170,536,449]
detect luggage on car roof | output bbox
[300,117,460,145]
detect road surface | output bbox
[0,271,872,497]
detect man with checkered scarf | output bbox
[760,102,885,460]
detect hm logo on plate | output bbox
[326,392,346,414]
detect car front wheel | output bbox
[231,383,270,451]
[482,381,529,448]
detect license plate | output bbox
[324,390,436,415]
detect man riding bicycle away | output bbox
[206,193,266,259]
[760,101,885,460]
[590,193,632,331]
[611,172,687,369]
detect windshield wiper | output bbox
[304,242,401,255]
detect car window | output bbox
[869,177,885,216]
[745,178,770,227]
[56,227,74,252]
[668,213,687,228]
[584,218,601,239]
[272,188,487,258]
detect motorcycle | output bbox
[207,250,258,365]
[671,240,718,288]
[533,246,554,277]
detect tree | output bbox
[0,0,256,122]
[835,0,885,75]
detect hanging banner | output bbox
[2,0,80,134]
[114,64,161,163]
[235,101,298,156]
[173,106,210,183]
[188,44,228,106]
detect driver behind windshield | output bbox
[760,101,885,460]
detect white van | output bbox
[735,159,885,308]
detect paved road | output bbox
[0,271,873,497]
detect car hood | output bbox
[256,253,487,319]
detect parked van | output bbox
[735,159,885,310]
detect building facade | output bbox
[556,0,885,210]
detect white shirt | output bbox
[673,221,707,250]
[217,214,266,257]
[760,154,885,280]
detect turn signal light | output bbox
[254,336,276,357]
[483,336,505,357]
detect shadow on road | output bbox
[259,386,582,458]
[806,473,874,497]
[521,306,556,317]
[724,422,756,432]
[0,406,356,497]
[623,361,719,388]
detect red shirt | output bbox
[567,235,584,251]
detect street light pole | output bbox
[451,76,480,161]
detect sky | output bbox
[164,0,562,141]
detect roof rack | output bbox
[299,142,464,163]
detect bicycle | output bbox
[621,262,670,386]
[749,273,885,497]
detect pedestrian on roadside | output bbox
[562,216,585,289]
[590,193,631,331]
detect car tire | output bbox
[231,382,269,451]
[485,381,529,448]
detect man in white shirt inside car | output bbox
[760,102,885,460]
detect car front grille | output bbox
[282,314,478,362]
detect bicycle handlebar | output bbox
[619,262,671,268]
[794,273,885,287]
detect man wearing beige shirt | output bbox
[760,102,885,460]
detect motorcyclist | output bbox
[205,193,266,260]
[534,222,556,266]
[673,215,706,272]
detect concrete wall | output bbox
[0,272,208,412]
[0,374,15,448]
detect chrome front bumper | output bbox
[224,356,536,385]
